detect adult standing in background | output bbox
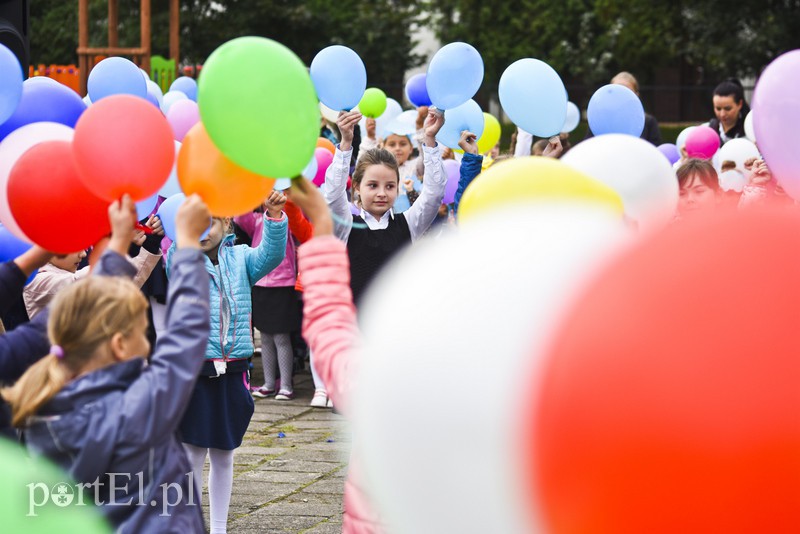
[584,71,662,145]
[708,78,751,145]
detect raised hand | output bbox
[424,109,445,146]
[337,110,363,152]
[286,178,333,237]
[458,130,478,155]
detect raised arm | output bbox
[404,110,447,241]
[244,191,288,285]
[321,110,361,242]
[119,195,212,444]
[289,178,357,415]
[454,131,484,216]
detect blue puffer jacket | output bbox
[166,214,287,365]
[24,248,211,533]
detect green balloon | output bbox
[0,438,111,532]
[198,37,319,178]
[359,88,387,119]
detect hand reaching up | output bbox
[458,131,478,155]
[265,190,287,218]
[424,109,445,146]
[337,110,363,152]
[107,194,138,255]
[287,178,333,237]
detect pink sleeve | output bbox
[233,211,259,239]
[298,235,359,415]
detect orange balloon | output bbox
[316,137,336,155]
[532,208,800,534]
[178,123,275,217]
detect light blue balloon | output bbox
[273,178,292,191]
[136,193,159,221]
[302,154,318,181]
[676,126,697,151]
[426,42,484,110]
[156,194,210,242]
[159,141,183,197]
[310,45,367,111]
[562,102,580,133]
[436,99,485,149]
[87,57,147,102]
[170,76,198,102]
[0,44,23,125]
[587,84,644,137]
[499,58,567,137]
[147,80,164,107]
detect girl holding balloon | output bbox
[170,198,287,534]
[322,108,446,306]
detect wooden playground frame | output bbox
[76,0,180,95]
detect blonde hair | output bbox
[351,148,399,207]
[1,276,148,427]
[611,71,639,95]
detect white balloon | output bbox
[83,94,92,106]
[161,90,188,115]
[562,134,678,231]
[718,138,760,173]
[719,169,747,192]
[319,102,340,123]
[159,140,183,197]
[354,206,630,534]
[385,110,418,136]
[561,101,580,133]
[0,122,75,242]
[744,110,756,143]
[147,80,164,107]
[676,125,697,151]
[376,98,403,139]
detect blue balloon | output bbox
[0,44,23,125]
[0,78,87,141]
[499,58,567,137]
[87,57,147,102]
[0,223,36,284]
[405,73,431,107]
[136,193,159,221]
[170,76,198,102]
[310,45,367,111]
[145,91,161,109]
[426,42,483,110]
[156,194,210,242]
[587,84,645,137]
[436,99,485,149]
[273,178,291,191]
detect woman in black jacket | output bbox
[709,78,751,145]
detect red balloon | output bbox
[532,209,800,534]
[8,141,110,254]
[72,94,175,201]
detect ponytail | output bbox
[1,353,69,427]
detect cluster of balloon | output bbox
[499,58,566,137]
[0,76,86,141]
[177,123,274,217]
[587,84,644,137]
[199,37,319,180]
[752,49,800,199]
[532,208,800,533]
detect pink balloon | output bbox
[443,159,460,204]
[684,125,720,159]
[313,147,334,186]
[166,99,200,142]
[752,49,800,200]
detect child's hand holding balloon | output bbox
[424,109,445,146]
[107,194,138,255]
[175,194,211,249]
[337,110,363,152]
[458,130,478,155]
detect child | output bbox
[170,199,287,534]
[3,195,213,531]
[322,108,446,306]
[23,216,163,318]
[676,158,721,216]
[234,191,300,401]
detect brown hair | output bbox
[611,71,639,95]
[2,276,148,427]
[676,158,720,192]
[351,148,399,206]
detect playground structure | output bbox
[76,0,180,95]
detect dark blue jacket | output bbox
[454,152,484,216]
[24,248,211,533]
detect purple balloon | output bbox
[405,73,432,107]
[443,159,460,205]
[0,79,87,141]
[657,143,681,165]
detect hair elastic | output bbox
[51,345,65,359]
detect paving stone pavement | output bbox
[197,354,349,533]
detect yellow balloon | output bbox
[477,113,501,154]
[458,156,624,222]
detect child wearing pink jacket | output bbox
[288,179,386,533]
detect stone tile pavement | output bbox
[198,355,349,533]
